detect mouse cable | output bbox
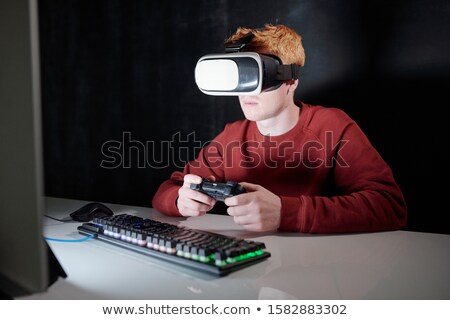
[44,235,94,243]
[44,214,73,223]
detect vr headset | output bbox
[195,32,301,96]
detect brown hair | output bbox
[225,24,305,66]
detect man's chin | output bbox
[242,110,264,122]
[243,115,261,122]
[243,114,269,122]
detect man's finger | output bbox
[182,174,203,187]
[179,188,215,206]
[224,192,251,207]
[179,206,207,217]
[182,198,213,212]
[238,182,261,192]
[227,203,251,216]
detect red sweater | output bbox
[152,102,407,233]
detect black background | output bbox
[38,0,450,234]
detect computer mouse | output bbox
[69,202,114,222]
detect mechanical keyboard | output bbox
[77,214,270,276]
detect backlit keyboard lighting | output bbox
[77,214,270,276]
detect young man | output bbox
[152,24,407,233]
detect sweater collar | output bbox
[250,101,309,142]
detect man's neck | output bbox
[256,103,300,136]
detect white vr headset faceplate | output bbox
[195,52,264,96]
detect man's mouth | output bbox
[241,99,259,107]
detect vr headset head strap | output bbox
[225,31,301,81]
[276,64,301,80]
[225,32,255,53]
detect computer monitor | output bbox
[0,0,65,298]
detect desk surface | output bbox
[22,197,450,300]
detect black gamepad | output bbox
[190,180,246,201]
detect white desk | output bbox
[22,197,450,299]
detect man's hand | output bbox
[177,174,216,217]
[225,182,281,232]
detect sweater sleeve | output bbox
[151,128,227,216]
[278,118,407,234]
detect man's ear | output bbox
[286,79,298,95]
[288,79,298,90]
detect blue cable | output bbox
[44,235,94,243]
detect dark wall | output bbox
[38,0,450,234]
